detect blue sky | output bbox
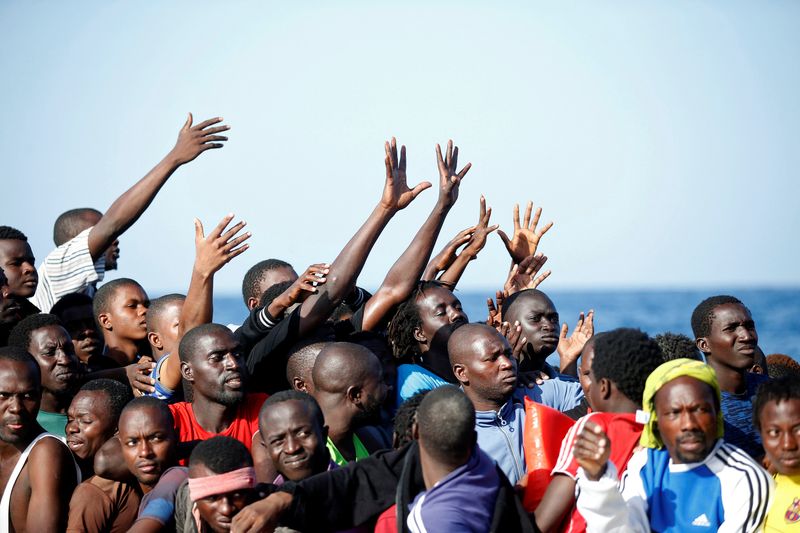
[2,1,798,296]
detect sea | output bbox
[212,288,800,362]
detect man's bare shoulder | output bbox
[27,436,73,470]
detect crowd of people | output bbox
[0,114,797,532]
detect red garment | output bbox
[373,504,397,533]
[169,393,267,463]
[551,411,643,533]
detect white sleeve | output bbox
[29,227,105,312]
[717,445,774,533]
[576,450,651,533]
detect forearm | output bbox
[89,156,179,258]
[362,203,449,330]
[437,248,476,288]
[299,204,394,333]
[181,268,214,337]
[576,464,648,533]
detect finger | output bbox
[200,125,231,135]
[411,181,433,197]
[200,135,229,143]
[399,144,406,173]
[446,139,453,169]
[575,312,585,332]
[486,223,499,235]
[497,229,511,248]
[457,161,472,179]
[210,214,235,239]
[479,196,487,220]
[531,270,551,288]
[584,310,595,333]
[193,117,224,130]
[513,203,520,230]
[183,112,193,130]
[221,220,247,241]
[226,244,250,260]
[384,151,392,181]
[560,322,569,341]
[390,137,398,169]
[451,144,459,172]
[223,231,252,250]
[194,218,204,242]
[435,143,446,172]
[198,143,224,151]
[299,281,320,293]
[536,220,554,238]
[523,201,533,229]
[529,205,541,231]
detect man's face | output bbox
[455,332,517,405]
[414,286,468,353]
[101,284,150,342]
[580,340,597,409]
[0,360,41,445]
[654,376,718,464]
[260,400,329,481]
[354,357,388,423]
[0,240,37,297]
[28,325,83,397]
[65,390,116,461]
[701,303,758,370]
[759,398,800,476]
[58,304,103,363]
[191,462,255,532]
[505,293,560,360]
[249,267,298,310]
[119,406,177,489]
[185,330,247,407]
[0,289,23,327]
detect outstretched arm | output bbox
[437,196,498,288]
[422,225,475,281]
[362,139,470,331]
[27,438,79,531]
[87,114,230,261]
[557,310,594,376]
[158,214,251,392]
[295,137,430,337]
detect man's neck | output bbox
[468,390,508,413]
[104,336,140,366]
[417,347,457,382]
[420,446,463,490]
[40,390,71,414]
[706,357,747,394]
[191,395,239,434]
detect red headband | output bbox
[188,466,256,502]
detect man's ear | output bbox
[346,385,362,407]
[599,377,613,401]
[147,331,163,350]
[411,420,419,441]
[696,337,710,355]
[97,312,113,332]
[413,326,427,345]
[291,376,307,393]
[452,363,468,385]
[180,360,194,383]
[247,297,259,311]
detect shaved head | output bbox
[286,341,329,393]
[312,342,382,394]
[448,323,509,366]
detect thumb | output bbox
[183,112,193,130]
[497,229,511,247]
[412,181,433,197]
[560,322,569,340]
[194,218,205,241]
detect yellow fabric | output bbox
[639,358,724,449]
[765,474,800,531]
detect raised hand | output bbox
[499,320,527,360]
[557,310,595,374]
[497,201,554,264]
[126,357,155,396]
[193,214,251,278]
[462,196,499,258]
[573,421,611,480]
[423,226,476,281]
[380,137,432,212]
[168,113,230,166]
[435,139,472,208]
[504,252,551,295]
[486,290,505,328]
[269,263,330,317]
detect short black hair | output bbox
[8,313,63,351]
[0,226,28,242]
[257,280,293,309]
[146,294,186,333]
[753,377,800,430]
[93,278,145,318]
[78,378,133,424]
[393,390,428,449]
[691,295,746,339]
[189,435,253,473]
[388,281,449,358]
[178,323,231,363]
[50,292,94,318]
[241,259,293,306]
[416,386,475,465]
[766,354,800,380]
[654,332,703,362]
[286,340,328,386]
[53,208,101,246]
[592,328,664,408]
[120,396,174,427]
[259,389,325,429]
[0,346,41,381]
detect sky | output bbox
[2,1,798,297]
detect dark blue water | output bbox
[212,288,800,360]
